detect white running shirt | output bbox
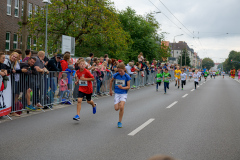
[193,74,199,82]
[181,73,187,80]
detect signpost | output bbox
[62,35,75,56]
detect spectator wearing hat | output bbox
[47,54,62,72]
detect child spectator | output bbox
[59,73,70,103]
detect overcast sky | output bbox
[111,0,240,63]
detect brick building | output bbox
[0,0,44,53]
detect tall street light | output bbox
[42,0,51,58]
[172,34,183,58]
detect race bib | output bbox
[115,79,125,86]
[157,78,162,81]
[79,80,88,86]
[176,73,179,76]
[181,76,185,79]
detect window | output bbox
[7,0,11,15]
[33,38,37,50]
[14,0,19,17]
[35,5,39,14]
[27,36,31,49]
[13,34,18,49]
[21,0,24,16]
[28,3,32,17]
[6,32,10,51]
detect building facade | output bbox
[169,41,195,66]
[0,0,44,53]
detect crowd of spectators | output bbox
[0,49,194,117]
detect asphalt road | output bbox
[1,76,240,160]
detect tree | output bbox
[159,42,171,62]
[118,7,164,62]
[177,48,191,66]
[202,57,214,70]
[24,0,131,58]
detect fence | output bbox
[2,69,180,119]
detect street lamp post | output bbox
[42,0,51,58]
[172,34,183,59]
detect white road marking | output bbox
[166,101,178,109]
[200,84,203,85]
[182,94,188,98]
[191,89,195,91]
[128,119,155,136]
[197,86,200,88]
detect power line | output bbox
[147,0,192,37]
[158,0,194,37]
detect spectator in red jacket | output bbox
[60,52,70,71]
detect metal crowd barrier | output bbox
[8,69,171,116]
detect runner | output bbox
[109,63,131,128]
[198,69,202,81]
[73,59,97,121]
[163,69,171,94]
[180,69,187,90]
[174,66,181,89]
[210,70,213,79]
[155,69,162,91]
[193,70,199,89]
[204,70,208,81]
[222,71,225,79]
[188,69,193,81]
[213,70,216,79]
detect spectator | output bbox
[89,53,94,62]
[34,51,49,108]
[59,73,70,102]
[85,57,95,72]
[99,57,104,65]
[47,54,62,71]
[104,54,109,62]
[20,57,38,111]
[125,62,135,76]
[60,52,70,71]
[138,52,144,63]
[14,49,22,62]
[34,51,49,73]
[0,52,7,92]
[22,49,31,62]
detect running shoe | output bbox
[118,122,122,128]
[93,103,97,114]
[26,105,36,111]
[175,83,177,86]
[182,88,183,90]
[73,115,80,121]
[164,92,166,94]
[156,89,158,92]
[178,86,179,89]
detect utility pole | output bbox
[21,0,28,59]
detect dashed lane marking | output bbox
[182,94,188,98]
[128,118,155,136]
[191,89,195,91]
[166,101,178,109]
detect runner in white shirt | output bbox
[213,71,216,79]
[222,71,225,79]
[197,70,202,81]
[188,69,193,81]
[193,70,199,89]
[180,69,187,90]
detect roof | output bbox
[169,41,190,50]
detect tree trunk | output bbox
[21,0,28,59]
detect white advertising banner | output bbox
[62,35,75,56]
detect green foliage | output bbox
[26,0,131,58]
[222,50,240,71]
[118,7,164,62]
[177,48,191,66]
[202,57,214,70]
